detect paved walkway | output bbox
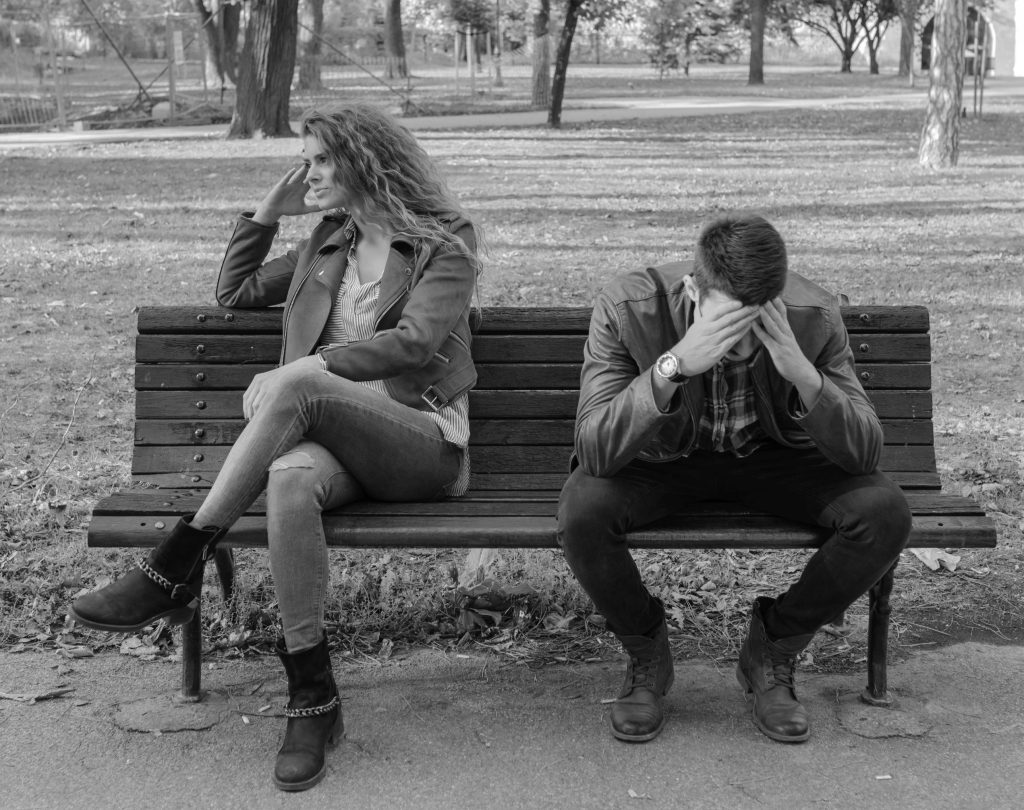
[1,641,1022,809]
[2,79,1021,149]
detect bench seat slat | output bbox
[128,469,944,491]
[87,512,994,551]
[91,489,987,518]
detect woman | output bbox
[71,103,480,792]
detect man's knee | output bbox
[557,471,628,553]
[841,483,912,551]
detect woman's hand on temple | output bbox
[252,165,321,226]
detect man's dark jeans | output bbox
[556,444,912,640]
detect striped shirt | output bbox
[694,350,768,458]
[318,232,471,496]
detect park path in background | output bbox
[1,77,1021,150]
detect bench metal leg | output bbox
[213,547,235,603]
[861,562,896,707]
[176,550,233,703]
[178,593,203,702]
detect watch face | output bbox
[657,353,678,378]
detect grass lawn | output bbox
[1,82,1021,669]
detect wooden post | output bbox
[453,25,460,95]
[972,13,980,117]
[42,0,67,130]
[198,22,209,104]
[165,14,176,122]
[467,27,475,96]
[494,0,504,88]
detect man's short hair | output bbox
[693,214,787,306]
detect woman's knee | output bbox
[260,364,329,410]
[266,450,326,511]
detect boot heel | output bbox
[327,712,345,747]
[164,605,198,627]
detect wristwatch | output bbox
[655,351,687,383]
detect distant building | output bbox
[916,0,1021,77]
[988,0,1022,76]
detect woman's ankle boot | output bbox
[274,636,344,792]
[70,515,223,632]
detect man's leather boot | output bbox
[274,636,344,792]
[610,618,675,742]
[70,515,222,632]
[736,596,814,743]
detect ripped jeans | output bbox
[190,361,463,653]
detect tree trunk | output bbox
[919,0,966,167]
[193,0,241,89]
[898,11,915,77]
[748,0,767,85]
[229,0,299,139]
[531,0,551,107]
[298,0,324,91]
[866,36,880,74]
[548,0,584,128]
[841,47,853,72]
[384,0,407,79]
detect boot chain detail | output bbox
[284,695,341,719]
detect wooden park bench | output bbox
[86,304,997,705]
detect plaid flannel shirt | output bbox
[693,350,769,458]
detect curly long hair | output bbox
[301,103,480,270]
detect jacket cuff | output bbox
[239,211,279,231]
[790,373,837,427]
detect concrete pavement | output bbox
[1,641,1022,809]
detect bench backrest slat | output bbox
[130,305,938,493]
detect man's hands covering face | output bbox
[670,297,758,377]
[668,294,821,393]
[752,298,816,387]
[753,297,823,403]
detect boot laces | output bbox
[628,650,662,690]
[767,650,797,690]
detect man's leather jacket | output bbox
[574,261,883,477]
[215,212,478,413]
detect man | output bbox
[557,214,911,744]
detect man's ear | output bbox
[683,275,700,304]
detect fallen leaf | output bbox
[0,687,75,703]
[908,548,961,572]
[60,645,95,659]
[120,636,160,658]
